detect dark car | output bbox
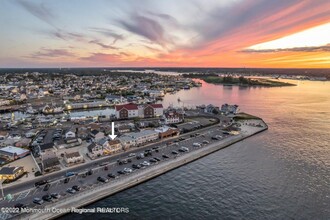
[64,178,70,184]
[97,176,108,183]
[14,203,26,210]
[162,154,169,159]
[179,137,185,141]
[178,148,185,152]
[149,158,157,163]
[132,164,141,169]
[154,157,161,161]
[50,193,60,199]
[43,183,51,191]
[171,151,178,155]
[35,180,48,187]
[117,170,125,175]
[42,195,52,202]
[107,173,116,178]
[72,185,81,191]
[87,169,93,175]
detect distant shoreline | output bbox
[184,75,296,87]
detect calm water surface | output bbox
[61,79,330,220]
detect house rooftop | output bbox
[115,103,138,111]
[0,146,30,155]
[0,166,23,175]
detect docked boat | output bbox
[42,105,64,114]
[26,106,39,114]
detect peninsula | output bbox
[183,74,296,87]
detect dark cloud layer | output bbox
[241,44,330,53]
[26,48,74,59]
[117,14,166,46]
[15,0,56,27]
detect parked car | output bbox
[107,173,116,178]
[43,183,51,191]
[179,147,189,152]
[117,170,125,175]
[50,193,61,199]
[72,185,81,191]
[202,140,210,144]
[65,171,77,177]
[42,195,52,202]
[136,153,145,159]
[141,161,150,166]
[123,168,133,173]
[171,150,178,155]
[192,143,202,147]
[149,158,157,163]
[33,198,44,205]
[128,153,136,157]
[66,188,76,194]
[35,180,48,187]
[162,154,169,159]
[154,157,161,161]
[132,164,141,169]
[97,176,109,183]
[64,178,70,184]
[14,203,26,210]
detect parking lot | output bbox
[0,124,231,215]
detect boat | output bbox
[26,106,39,114]
[42,105,64,114]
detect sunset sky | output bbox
[0,0,330,68]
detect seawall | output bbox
[15,121,268,220]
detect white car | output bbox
[181,147,189,152]
[193,143,202,147]
[128,153,136,157]
[142,161,150,166]
[123,168,133,173]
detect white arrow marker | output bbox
[109,122,117,140]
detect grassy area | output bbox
[183,74,296,87]
[203,76,295,87]
[233,113,261,120]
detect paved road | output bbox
[0,124,230,214]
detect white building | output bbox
[64,151,84,164]
[118,136,136,148]
[115,103,139,119]
[121,130,159,146]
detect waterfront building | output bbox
[115,103,139,119]
[121,130,159,146]
[87,143,103,158]
[0,146,30,161]
[90,129,105,142]
[0,166,25,181]
[163,109,184,124]
[103,140,122,155]
[64,151,84,165]
[221,104,240,114]
[41,150,61,173]
[115,103,163,119]
[154,126,180,139]
[118,135,136,149]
